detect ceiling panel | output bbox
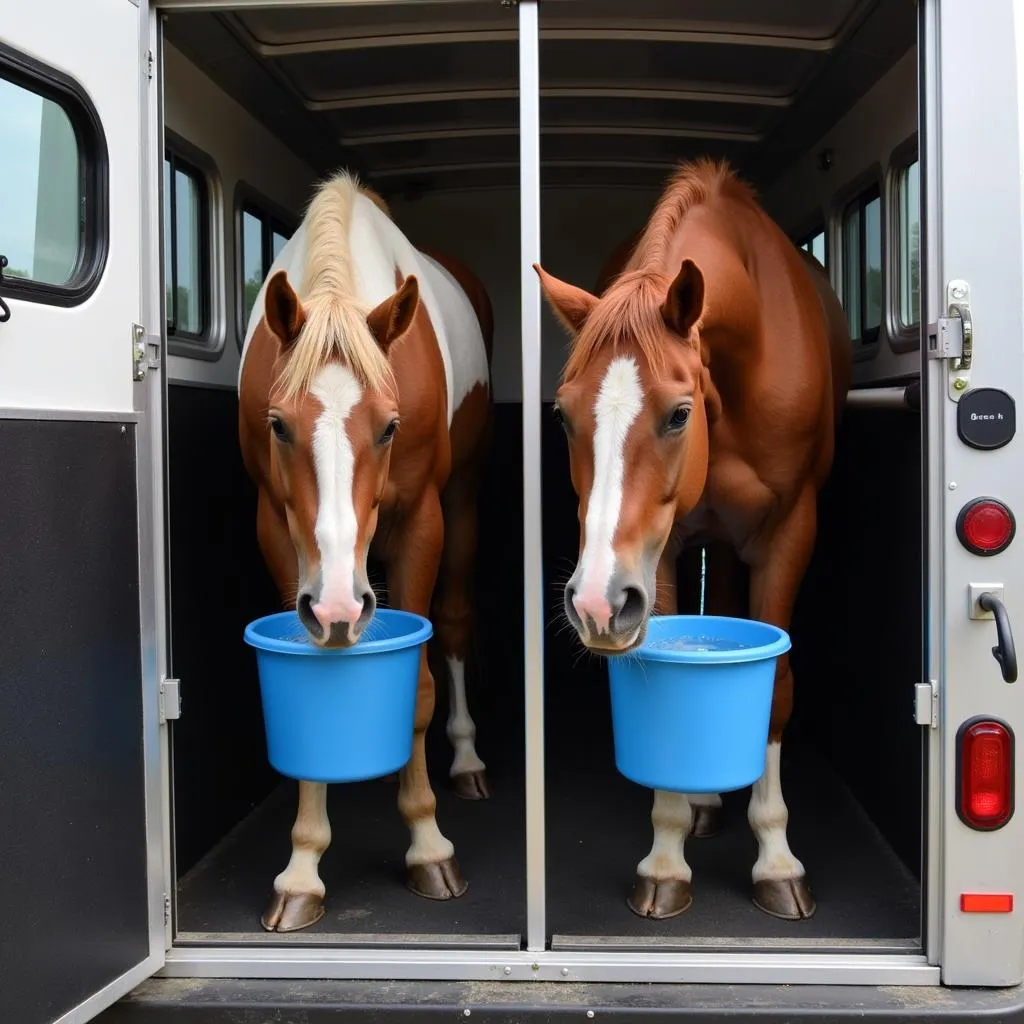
[163,0,915,195]
[538,39,821,98]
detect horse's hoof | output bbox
[627,876,693,920]
[261,891,325,933]
[406,858,469,900]
[752,878,816,920]
[452,769,491,800]
[690,805,723,838]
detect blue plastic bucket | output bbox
[243,608,432,784]
[606,615,791,794]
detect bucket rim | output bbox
[244,608,433,656]
[628,613,791,665]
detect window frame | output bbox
[0,39,108,308]
[163,131,223,361]
[234,181,297,352]
[888,134,922,353]
[834,166,885,362]
[796,220,829,273]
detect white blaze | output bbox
[311,364,364,621]
[575,357,644,631]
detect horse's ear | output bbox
[367,274,419,355]
[533,263,598,336]
[264,270,305,349]
[661,258,705,340]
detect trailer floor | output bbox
[175,741,918,948]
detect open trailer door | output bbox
[0,1,167,1021]
[922,0,1024,988]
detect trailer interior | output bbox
[158,0,924,959]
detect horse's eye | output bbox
[379,418,399,445]
[666,405,691,432]
[269,416,290,443]
[552,404,569,433]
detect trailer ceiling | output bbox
[163,0,917,197]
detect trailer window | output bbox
[898,159,921,328]
[164,148,209,340]
[842,185,882,346]
[798,228,827,271]
[239,201,293,332]
[0,55,105,306]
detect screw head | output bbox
[463,1011,471,1018]
[503,966,512,976]
[561,967,570,977]
[949,481,958,491]
[588,1013,596,1019]
[954,377,968,391]
[952,285,967,299]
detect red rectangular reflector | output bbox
[960,893,1014,913]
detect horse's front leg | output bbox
[630,548,695,920]
[746,487,817,921]
[262,781,331,932]
[387,489,467,899]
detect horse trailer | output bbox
[3,0,1024,1020]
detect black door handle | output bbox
[0,255,11,324]
[979,591,1017,683]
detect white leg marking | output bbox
[574,357,644,634]
[637,789,693,882]
[747,740,805,883]
[407,818,456,867]
[311,364,364,625]
[274,782,331,898]
[446,656,485,777]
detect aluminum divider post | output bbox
[518,0,546,954]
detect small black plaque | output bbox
[957,388,1016,450]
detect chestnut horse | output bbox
[239,171,493,932]
[535,158,850,922]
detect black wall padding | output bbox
[0,418,149,1024]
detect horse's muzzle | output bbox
[564,570,650,653]
[297,587,376,647]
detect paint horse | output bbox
[536,158,851,921]
[239,171,493,932]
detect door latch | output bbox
[914,680,938,728]
[928,280,973,401]
[159,678,182,723]
[0,255,11,324]
[133,323,161,381]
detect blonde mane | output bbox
[564,159,751,380]
[273,170,395,402]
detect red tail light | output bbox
[956,497,1016,556]
[957,718,1014,831]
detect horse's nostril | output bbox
[357,588,376,629]
[614,585,648,635]
[296,592,323,640]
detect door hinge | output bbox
[914,680,939,728]
[163,892,171,925]
[133,322,161,381]
[159,677,182,723]
[145,49,154,81]
[926,280,973,401]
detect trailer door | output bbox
[923,0,1024,988]
[0,1,166,1021]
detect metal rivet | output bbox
[561,967,570,977]
[949,481,958,491]
[587,1013,596,1019]
[463,1011,471,1018]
